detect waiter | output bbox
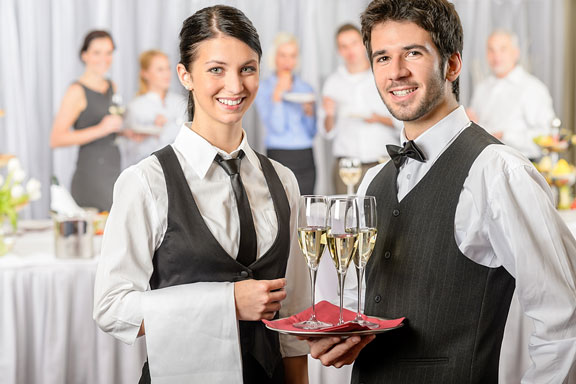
[303,0,576,383]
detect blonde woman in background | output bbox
[121,50,186,168]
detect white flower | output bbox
[7,158,22,173]
[26,178,42,201]
[12,169,26,183]
[11,185,24,199]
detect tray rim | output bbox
[264,317,404,337]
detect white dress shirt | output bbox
[319,66,402,163]
[120,91,187,169]
[94,124,310,383]
[352,106,576,384]
[470,66,555,159]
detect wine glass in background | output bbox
[293,195,332,329]
[109,93,126,116]
[339,157,362,196]
[327,196,359,325]
[350,196,378,328]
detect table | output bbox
[0,223,147,384]
[309,211,576,384]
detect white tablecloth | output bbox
[309,211,576,384]
[0,224,147,384]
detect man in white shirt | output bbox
[467,30,556,160]
[321,24,401,194]
[304,1,576,383]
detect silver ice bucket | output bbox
[53,213,93,259]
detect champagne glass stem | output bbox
[337,272,347,325]
[347,184,354,196]
[355,266,365,321]
[309,267,318,322]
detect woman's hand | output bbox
[273,71,293,102]
[99,114,123,134]
[234,278,287,320]
[154,114,167,127]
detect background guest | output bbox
[256,32,317,195]
[120,50,186,169]
[467,29,556,161]
[320,23,401,195]
[50,30,122,212]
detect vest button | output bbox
[392,209,400,217]
[239,271,249,278]
[374,295,381,303]
[384,251,391,259]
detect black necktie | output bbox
[386,140,427,169]
[215,150,257,266]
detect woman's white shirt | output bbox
[121,91,187,169]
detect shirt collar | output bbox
[338,65,371,79]
[399,105,470,164]
[504,65,524,83]
[491,65,523,84]
[142,91,162,101]
[172,123,258,179]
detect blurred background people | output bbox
[320,24,401,195]
[50,30,123,212]
[256,32,317,195]
[467,29,556,161]
[120,50,186,169]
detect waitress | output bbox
[93,5,310,384]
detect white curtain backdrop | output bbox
[0,0,565,220]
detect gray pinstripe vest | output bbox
[353,124,515,384]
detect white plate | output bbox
[283,92,316,103]
[129,124,162,135]
[346,113,371,120]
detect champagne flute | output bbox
[339,158,362,196]
[109,93,126,116]
[350,196,378,328]
[327,196,359,325]
[293,195,332,329]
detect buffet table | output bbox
[0,223,146,384]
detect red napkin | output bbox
[263,300,405,333]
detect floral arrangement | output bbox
[0,155,41,230]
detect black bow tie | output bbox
[386,140,427,169]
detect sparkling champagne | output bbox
[353,228,378,268]
[327,232,358,274]
[297,226,328,270]
[339,167,362,186]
